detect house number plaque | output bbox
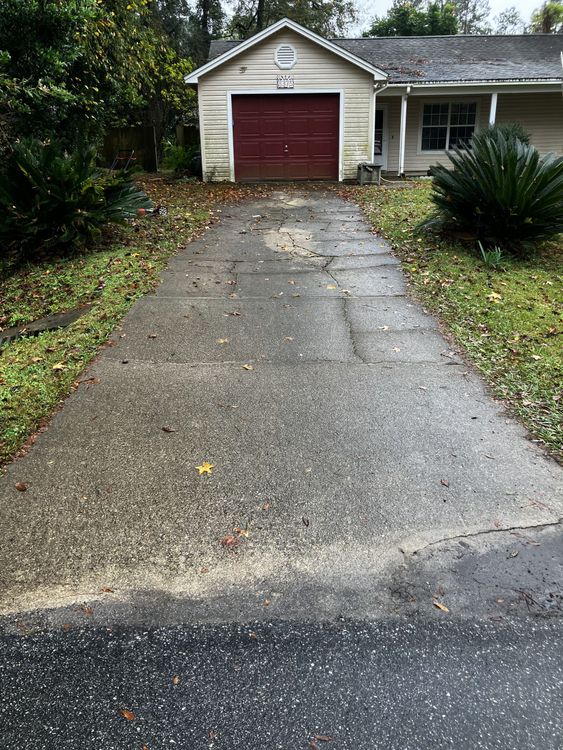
[276,75,294,89]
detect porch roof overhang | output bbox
[381,79,563,96]
[185,18,388,85]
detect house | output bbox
[185,18,563,182]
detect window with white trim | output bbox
[421,102,477,151]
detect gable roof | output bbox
[185,18,388,83]
[209,33,563,84]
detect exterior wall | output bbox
[496,93,563,155]
[197,29,375,181]
[379,94,490,174]
[379,91,563,175]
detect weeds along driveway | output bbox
[0,188,561,621]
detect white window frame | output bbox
[417,99,480,155]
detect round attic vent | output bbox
[275,43,297,70]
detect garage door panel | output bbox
[233,94,339,181]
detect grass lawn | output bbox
[0,177,266,468]
[353,182,563,461]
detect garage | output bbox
[232,93,340,181]
[186,19,388,182]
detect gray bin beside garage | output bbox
[357,163,382,185]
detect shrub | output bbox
[162,140,201,177]
[422,130,563,255]
[482,122,531,145]
[0,139,152,260]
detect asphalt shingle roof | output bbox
[208,34,563,83]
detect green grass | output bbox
[352,182,563,461]
[0,177,266,467]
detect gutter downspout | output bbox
[398,85,411,178]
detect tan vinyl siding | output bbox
[197,29,374,181]
[379,95,490,174]
[496,93,563,155]
[379,91,563,175]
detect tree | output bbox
[228,0,358,39]
[453,0,492,33]
[364,0,458,36]
[185,0,226,64]
[530,1,563,31]
[494,5,525,33]
[0,0,194,149]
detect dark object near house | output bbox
[357,163,382,185]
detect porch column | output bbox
[398,92,409,176]
[489,92,498,125]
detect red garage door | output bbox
[232,94,339,181]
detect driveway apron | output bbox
[0,188,561,621]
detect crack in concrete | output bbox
[341,298,365,364]
[408,517,563,557]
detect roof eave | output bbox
[386,78,563,87]
[185,18,388,83]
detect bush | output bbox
[423,130,563,255]
[162,140,201,177]
[483,122,531,145]
[0,139,152,260]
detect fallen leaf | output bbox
[15,482,28,492]
[162,426,176,433]
[221,534,239,549]
[147,333,158,339]
[432,600,449,613]
[199,567,209,574]
[486,292,502,303]
[291,293,301,298]
[262,502,270,511]
[440,479,449,487]
[242,364,254,371]
[81,605,94,616]
[263,599,271,606]
[196,461,214,475]
[120,709,135,721]
[216,338,229,344]
[81,377,101,386]
[101,587,114,593]
[234,526,249,537]
[314,736,333,743]
[52,362,66,371]
[172,675,180,685]
[249,631,258,640]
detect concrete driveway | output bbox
[1,189,562,747]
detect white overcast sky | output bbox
[351,0,539,33]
